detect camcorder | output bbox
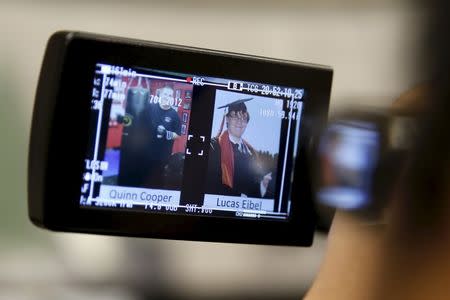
[28,31,333,246]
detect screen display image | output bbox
[205,90,286,215]
[80,63,305,221]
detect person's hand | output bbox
[156,125,166,138]
[305,211,386,300]
[157,125,179,140]
[262,172,272,189]
[259,172,272,197]
[306,84,429,300]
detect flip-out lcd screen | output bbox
[81,63,305,221]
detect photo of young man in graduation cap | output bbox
[206,92,276,199]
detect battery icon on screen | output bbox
[100,64,111,74]
[228,81,243,91]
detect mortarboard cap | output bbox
[218,98,253,114]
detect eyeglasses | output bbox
[228,111,249,123]
[228,116,248,123]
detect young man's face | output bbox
[159,87,174,110]
[227,110,248,139]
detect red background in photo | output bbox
[105,77,193,154]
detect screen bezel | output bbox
[32,32,332,246]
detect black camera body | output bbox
[29,31,333,246]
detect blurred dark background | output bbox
[0,0,426,299]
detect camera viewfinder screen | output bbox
[80,63,306,221]
[316,122,380,210]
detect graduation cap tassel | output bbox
[216,113,226,138]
